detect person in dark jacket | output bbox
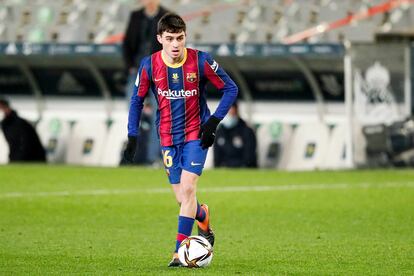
[0,98,46,163]
[214,102,257,168]
[123,0,169,76]
[122,0,169,164]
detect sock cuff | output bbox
[178,215,195,222]
[177,233,188,242]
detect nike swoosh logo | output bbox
[154,77,165,82]
[191,161,202,166]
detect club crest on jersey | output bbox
[186,72,197,83]
[172,73,179,83]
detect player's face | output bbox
[157,31,186,62]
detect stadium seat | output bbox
[285,122,330,171]
[100,118,128,167]
[65,119,108,166]
[2,0,412,44]
[56,25,88,43]
[0,131,9,164]
[257,121,293,169]
[36,6,54,25]
[27,27,46,43]
[36,117,71,163]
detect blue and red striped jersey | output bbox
[128,48,238,146]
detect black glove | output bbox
[199,116,221,149]
[122,136,137,164]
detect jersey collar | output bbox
[161,48,187,68]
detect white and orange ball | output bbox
[177,236,213,268]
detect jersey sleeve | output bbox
[203,52,238,120]
[128,57,151,137]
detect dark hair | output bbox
[157,13,186,35]
[0,98,10,107]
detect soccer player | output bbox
[123,13,238,267]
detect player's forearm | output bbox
[127,94,145,137]
[212,81,238,119]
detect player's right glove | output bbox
[199,116,221,149]
[122,136,137,164]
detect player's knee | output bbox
[180,183,195,201]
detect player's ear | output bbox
[157,34,163,44]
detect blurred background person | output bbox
[214,102,257,168]
[123,0,169,98]
[122,0,169,165]
[0,98,46,163]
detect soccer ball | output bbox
[177,236,213,268]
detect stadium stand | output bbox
[1,0,413,43]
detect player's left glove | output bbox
[121,136,137,164]
[199,116,221,149]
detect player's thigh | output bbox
[181,140,208,176]
[161,145,182,185]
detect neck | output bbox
[162,49,185,65]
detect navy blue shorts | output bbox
[161,140,208,184]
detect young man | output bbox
[123,0,170,164]
[124,13,238,266]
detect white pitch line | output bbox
[1,182,414,199]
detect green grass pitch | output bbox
[1,165,413,275]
